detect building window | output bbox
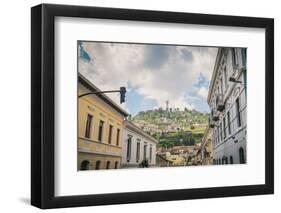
[114,161,118,169]
[85,114,93,138]
[230,156,233,164]
[98,120,104,142]
[243,69,247,93]
[126,136,132,162]
[241,48,247,67]
[225,157,228,164]
[241,48,247,94]
[223,117,226,139]
[239,147,245,164]
[224,66,228,89]
[220,122,223,143]
[136,141,140,162]
[213,129,216,145]
[219,158,221,165]
[108,125,113,144]
[236,98,242,127]
[143,144,147,160]
[215,128,217,145]
[215,128,218,145]
[220,77,223,94]
[149,145,152,163]
[95,160,101,170]
[217,128,219,144]
[227,111,231,135]
[116,128,120,146]
[80,160,90,170]
[232,48,238,66]
[106,161,111,169]
[223,157,226,165]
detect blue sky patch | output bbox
[194,73,209,88]
[126,82,157,116]
[79,43,91,62]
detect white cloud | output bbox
[79,42,217,112]
[197,87,209,99]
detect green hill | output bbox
[131,108,209,148]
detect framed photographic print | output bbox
[31,3,274,209]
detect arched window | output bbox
[106,161,111,169]
[114,161,118,169]
[230,156,233,164]
[239,147,245,164]
[95,160,101,170]
[80,160,90,170]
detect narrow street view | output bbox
[77,41,247,171]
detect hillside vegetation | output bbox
[131,108,209,148]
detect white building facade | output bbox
[122,120,158,168]
[208,47,247,165]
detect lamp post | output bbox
[79,87,126,104]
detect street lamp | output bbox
[79,87,127,104]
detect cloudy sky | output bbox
[78,41,217,115]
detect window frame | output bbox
[98,120,104,142]
[108,124,113,144]
[236,98,242,128]
[84,114,93,139]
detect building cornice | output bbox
[78,148,122,157]
[79,137,122,148]
[207,48,224,104]
[78,73,129,117]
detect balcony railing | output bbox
[216,93,225,111]
[211,110,219,121]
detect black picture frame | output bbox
[31,3,274,209]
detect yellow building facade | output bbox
[78,74,128,171]
[166,154,186,166]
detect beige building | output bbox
[78,74,128,170]
[200,126,213,165]
[156,154,173,167]
[166,154,187,166]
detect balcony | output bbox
[216,93,225,111]
[211,110,219,121]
